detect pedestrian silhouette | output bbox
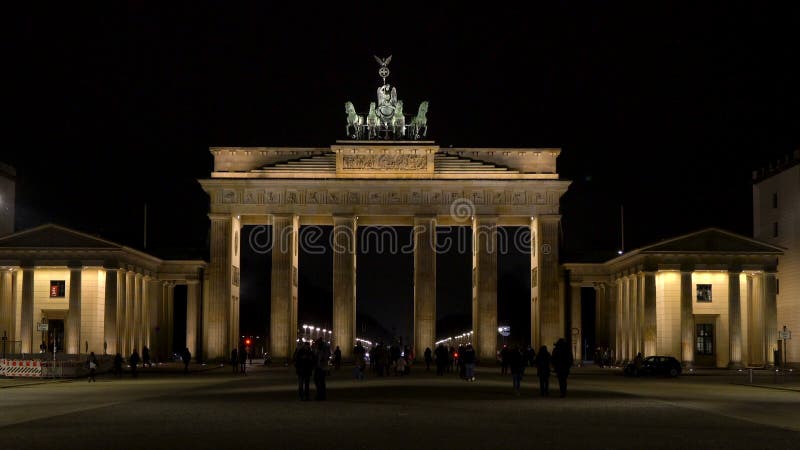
[551,338,574,397]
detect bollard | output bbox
[749,368,753,384]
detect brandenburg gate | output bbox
[198,58,571,362]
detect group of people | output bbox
[592,346,615,368]
[292,338,331,401]
[230,347,251,375]
[88,345,192,381]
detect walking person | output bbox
[534,345,551,396]
[424,347,433,372]
[435,344,448,376]
[313,338,331,401]
[240,346,248,375]
[230,348,239,373]
[353,342,366,380]
[142,346,151,368]
[508,345,524,396]
[129,349,140,378]
[294,342,314,401]
[462,344,476,382]
[551,338,574,397]
[86,351,98,382]
[113,353,124,377]
[182,347,191,375]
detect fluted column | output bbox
[606,282,617,358]
[680,271,694,367]
[570,284,582,362]
[728,270,743,367]
[133,273,143,352]
[764,272,778,366]
[643,271,656,357]
[332,215,357,361]
[126,271,136,354]
[20,267,34,354]
[141,275,151,350]
[116,270,127,355]
[147,279,161,361]
[66,265,82,354]
[103,268,117,355]
[533,215,561,352]
[0,270,13,343]
[615,279,623,363]
[204,214,232,361]
[413,216,436,361]
[166,283,175,356]
[472,216,498,362]
[594,283,607,348]
[186,280,200,358]
[270,214,299,362]
[621,277,630,361]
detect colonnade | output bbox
[569,269,778,367]
[205,213,564,363]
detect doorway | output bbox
[695,322,715,367]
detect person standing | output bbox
[508,346,524,396]
[129,349,140,378]
[551,338,574,397]
[333,346,342,371]
[313,339,331,401]
[182,347,191,375]
[434,344,448,376]
[230,348,239,373]
[294,342,314,401]
[240,346,248,375]
[424,347,433,372]
[534,345,551,397]
[142,346,151,368]
[462,344,476,382]
[86,351,98,382]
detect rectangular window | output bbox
[50,280,66,298]
[696,324,714,355]
[696,284,712,302]
[773,222,779,237]
[772,192,778,208]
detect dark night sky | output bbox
[6,4,799,342]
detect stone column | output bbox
[594,283,607,348]
[166,283,175,356]
[116,270,127,356]
[764,272,778,366]
[270,214,299,362]
[0,270,13,343]
[413,216,437,361]
[186,280,201,358]
[533,215,561,352]
[20,267,34,354]
[643,271,656,357]
[615,279,623,363]
[103,268,117,355]
[332,215,357,361]
[472,216,498,362]
[680,271,694,367]
[66,265,82,354]
[159,282,170,360]
[125,271,134,355]
[621,277,630,361]
[728,270,743,367]
[147,279,161,361]
[606,282,617,359]
[570,284,582,363]
[134,273,143,352]
[141,275,150,350]
[204,214,232,361]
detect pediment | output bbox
[0,224,122,249]
[640,228,784,254]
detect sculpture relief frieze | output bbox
[222,189,237,204]
[409,191,422,204]
[368,192,383,204]
[341,154,427,171]
[306,190,321,204]
[429,191,443,204]
[388,192,403,204]
[347,192,361,204]
[491,191,506,205]
[512,191,526,205]
[286,190,300,204]
[327,191,343,204]
[244,189,263,204]
[469,191,486,205]
[265,191,280,204]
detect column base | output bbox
[727,361,744,370]
[682,361,694,371]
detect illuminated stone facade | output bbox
[565,229,782,368]
[200,142,571,362]
[0,225,205,359]
[753,150,800,366]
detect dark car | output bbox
[624,356,682,377]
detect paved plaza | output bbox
[1,363,798,449]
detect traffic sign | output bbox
[37,323,49,332]
[779,330,791,340]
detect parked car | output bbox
[624,356,681,377]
